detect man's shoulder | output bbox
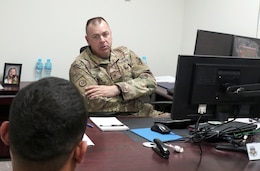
[112,46,134,59]
[112,46,130,53]
[71,54,83,67]
[71,52,90,65]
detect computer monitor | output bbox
[171,55,260,122]
[194,30,234,56]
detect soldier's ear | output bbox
[85,35,89,44]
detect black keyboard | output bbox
[154,118,195,129]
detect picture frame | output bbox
[232,36,260,58]
[2,63,22,87]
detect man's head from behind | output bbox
[0,77,88,171]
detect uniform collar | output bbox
[86,46,119,65]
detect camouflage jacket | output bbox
[69,46,158,116]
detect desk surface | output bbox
[76,117,258,171]
[0,82,30,104]
[0,82,31,158]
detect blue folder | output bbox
[130,128,183,142]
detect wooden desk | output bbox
[76,118,258,171]
[0,82,31,158]
[0,82,31,117]
[0,82,31,104]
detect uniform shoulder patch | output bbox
[79,80,87,87]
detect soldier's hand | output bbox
[85,85,120,99]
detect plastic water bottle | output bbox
[35,58,43,81]
[142,56,147,64]
[44,59,52,77]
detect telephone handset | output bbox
[152,138,170,159]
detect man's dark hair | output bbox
[8,77,87,168]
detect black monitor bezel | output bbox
[194,30,234,56]
[171,55,260,122]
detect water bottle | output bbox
[35,58,43,81]
[142,56,147,64]
[44,59,52,77]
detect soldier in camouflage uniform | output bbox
[70,17,167,117]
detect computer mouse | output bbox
[151,123,171,134]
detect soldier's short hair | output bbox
[85,16,109,34]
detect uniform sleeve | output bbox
[69,61,96,95]
[69,60,123,112]
[116,50,157,101]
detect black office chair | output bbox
[149,96,172,113]
[80,46,88,53]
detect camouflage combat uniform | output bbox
[69,46,162,117]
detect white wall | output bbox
[181,0,260,55]
[0,0,183,81]
[1,0,260,82]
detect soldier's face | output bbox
[86,20,112,59]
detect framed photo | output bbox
[232,36,260,57]
[2,63,22,86]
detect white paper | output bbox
[0,84,3,90]
[246,142,260,160]
[155,76,175,83]
[82,133,95,146]
[90,117,129,131]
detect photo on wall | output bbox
[2,63,22,87]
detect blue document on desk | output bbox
[130,128,183,142]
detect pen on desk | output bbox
[100,124,124,127]
[87,123,93,128]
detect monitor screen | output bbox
[232,35,260,57]
[171,55,260,122]
[194,30,234,56]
